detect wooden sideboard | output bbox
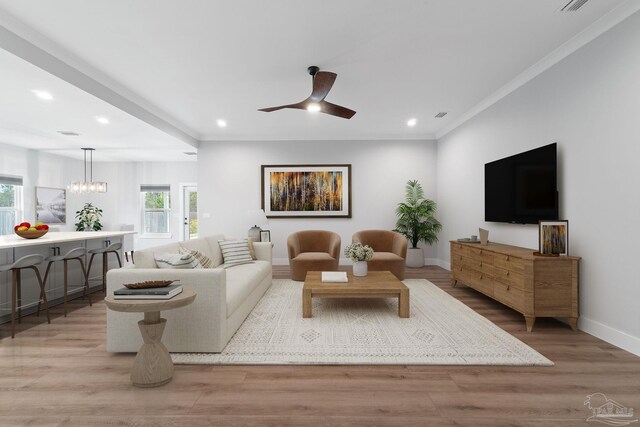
[450,241,579,332]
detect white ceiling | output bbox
[0,0,637,161]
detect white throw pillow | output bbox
[154,252,201,269]
[179,246,214,268]
[218,239,254,268]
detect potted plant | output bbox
[394,180,442,267]
[344,242,374,276]
[75,202,103,231]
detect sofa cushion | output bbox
[225,260,271,315]
[134,242,182,268]
[218,239,254,267]
[179,246,214,268]
[204,234,226,267]
[180,238,213,260]
[154,252,201,269]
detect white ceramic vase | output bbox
[352,260,368,276]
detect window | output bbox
[0,175,23,236]
[141,185,171,237]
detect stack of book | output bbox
[113,284,183,300]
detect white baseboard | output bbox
[273,258,447,267]
[579,316,640,357]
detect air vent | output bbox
[434,112,448,118]
[183,151,197,156]
[561,0,589,12]
[57,131,80,136]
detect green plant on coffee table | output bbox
[75,202,103,231]
[344,242,374,262]
[394,179,442,248]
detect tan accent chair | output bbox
[352,230,408,280]
[287,230,341,281]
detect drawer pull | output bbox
[506,255,510,261]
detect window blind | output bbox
[140,185,170,192]
[0,175,23,186]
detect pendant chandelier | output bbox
[68,147,107,193]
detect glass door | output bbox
[182,185,198,240]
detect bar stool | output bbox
[87,242,122,291]
[0,254,50,338]
[41,247,92,317]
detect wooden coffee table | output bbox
[302,271,409,318]
[104,289,196,387]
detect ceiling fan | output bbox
[259,66,356,119]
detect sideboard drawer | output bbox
[494,281,525,312]
[493,266,524,290]
[494,254,524,274]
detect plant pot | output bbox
[352,261,368,276]
[406,248,424,268]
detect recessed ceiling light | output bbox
[407,118,417,127]
[216,119,227,128]
[307,103,321,113]
[31,90,53,100]
[94,116,110,125]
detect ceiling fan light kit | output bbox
[259,66,356,119]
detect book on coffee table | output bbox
[113,284,183,300]
[321,271,348,283]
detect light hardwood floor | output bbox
[1,265,638,426]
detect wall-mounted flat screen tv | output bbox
[485,143,558,224]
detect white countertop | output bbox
[0,231,136,250]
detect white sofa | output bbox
[106,234,272,353]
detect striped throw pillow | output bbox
[154,252,201,269]
[218,239,254,267]
[179,246,214,268]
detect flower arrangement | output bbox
[344,242,374,262]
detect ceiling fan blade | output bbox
[309,71,337,101]
[320,101,356,119]
[258,101,307,112]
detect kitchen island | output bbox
[0,231,136,324]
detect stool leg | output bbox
[77,258,92,307]
[11,270,17,339]
[114,251,123,268]
[102,252,108,292]
[63,259,69,317]
[125,252,129,263]
[86,253,97,292]
[38,261,54,317]
[30,266,50,324]
[131,251,135,264]
[16,269,21,324]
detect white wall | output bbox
[197,140,438,264]
[436,11,640,354]
[0,143,84,230]
[92,161,197,250]
[0,143,197,249]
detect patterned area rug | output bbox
[171,279,553,366]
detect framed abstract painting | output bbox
[261,164,351,218]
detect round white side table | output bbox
[105,289,196,387]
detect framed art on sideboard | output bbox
[539,220,568,256]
